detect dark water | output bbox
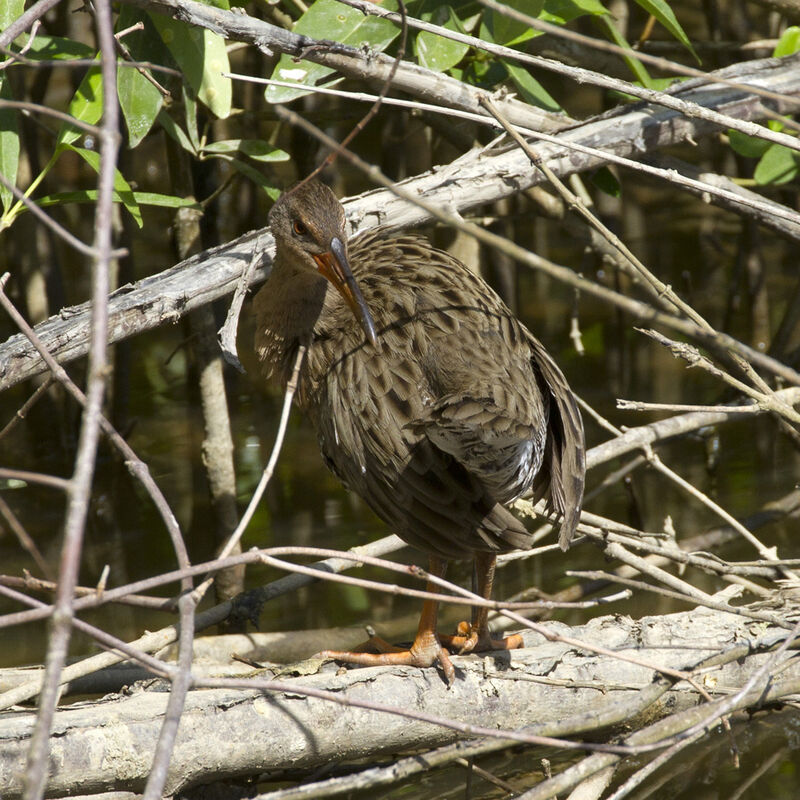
[335,708,800,800]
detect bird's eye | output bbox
[292,220,308,236]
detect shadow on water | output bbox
[337,708,800,800]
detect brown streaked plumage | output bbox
[254,179,585,683]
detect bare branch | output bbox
[23,1,120,793]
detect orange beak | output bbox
[313,237,378,347]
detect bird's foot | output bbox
[441,620,524,655]
[320,629,456,685]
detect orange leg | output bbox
[319,556,456,684]
[440,552,524,655]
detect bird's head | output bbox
[269,179,377,347]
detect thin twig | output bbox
[0,99,103,135]
[0,378,53,443]
[217,248,261,370]
[191,343,307,606]
[0,0,60,50]
[338,0,800,146]
[23,2,119,791]
[639,328,800,426]
[587,387,800,468]
[0,495,51,579]
[0,175,123,256]
[0,279,192,580]
[0,468,71,492]
[0,573,175,610]
[142,593,196,799]
[236,72,800,234]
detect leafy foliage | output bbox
[0,0,790,234]
[264,0,694,114]
[727,27,800,186]
[0,0,286,232]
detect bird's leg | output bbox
[319,556,456,684]
[442,552,524,655]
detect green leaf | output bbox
[115,7,168,147]
[200,139,247,155]
[638,76,682,91]
[590,166,621,197]
[609,75,683,102]
[57,65,103,147]
[157,109,196,155]
[13,34,95,61]
[195,28,231,118]
[0,0,25,32]
[183,85,200,152]
[598,15,653,88]
[148,14,231,118]
[266,0,400,104]
[542,0,608,24]
[481,0,544,47]
[117,65,163,148]
[774,26,800,57]
[465,56,507,86]
[239,141,290,162]
[728,129,771,159]
[201,139,290,162]
[126,192,202,208]
[754,144,800,186]
[632,0,698,62]
[37,190,202,210]
[229,157,281,200]
[0,75,20,214]
[415,5,470,72]
[503,60,561,112]
[66,145,143,227]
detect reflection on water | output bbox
[341,708,800,800]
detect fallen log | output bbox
[0,601,796,797]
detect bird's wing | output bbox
[415,392,547,506]
[347,229,585,551]
[525,333,586,550]
[413,334,585,552]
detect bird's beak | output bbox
[313,237,378,347]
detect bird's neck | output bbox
[253,257,330,384]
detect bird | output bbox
[253,178,585,684]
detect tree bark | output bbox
[0,56,798,392]
[0,603,796,797]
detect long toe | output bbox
[320,640,455,685]
[441,626,525,655]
